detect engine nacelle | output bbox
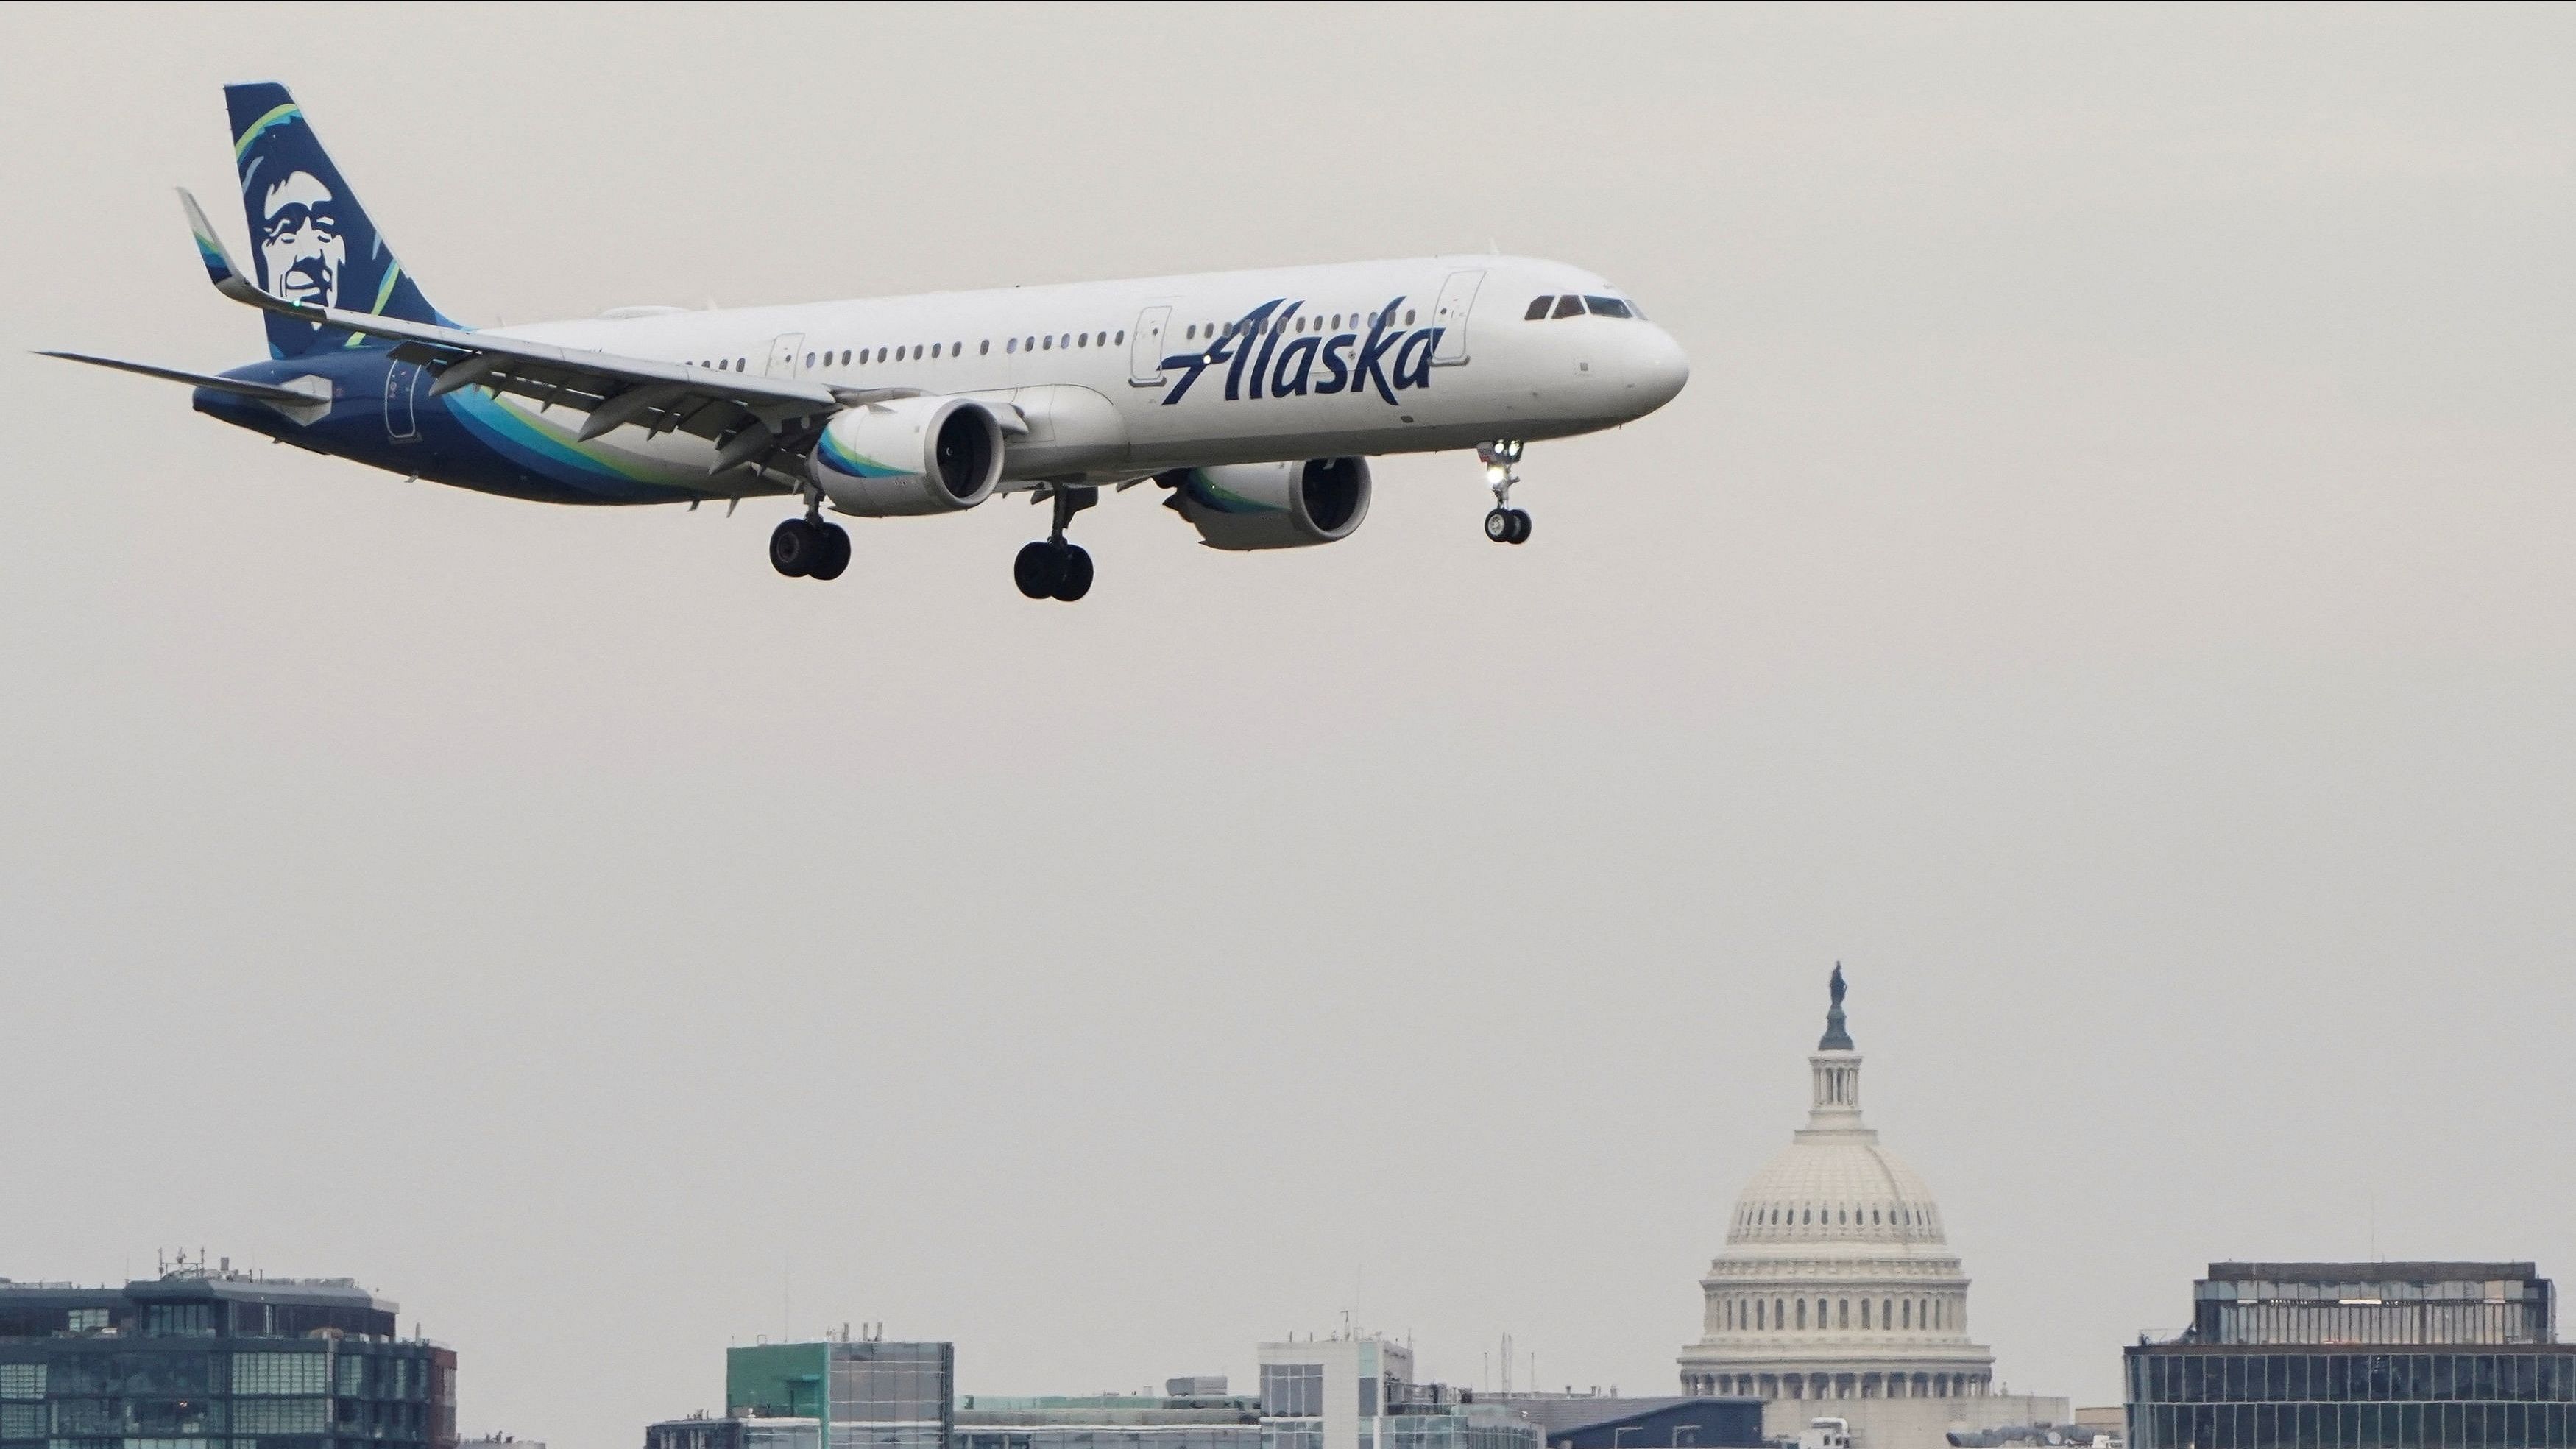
[809,397,1004,517]
[1164,458,1372,550]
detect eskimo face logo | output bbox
[257,169,346,310]
[1158,297,1443,407]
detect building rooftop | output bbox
[2206,1262,2539,1283]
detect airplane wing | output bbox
[178,188,903,470]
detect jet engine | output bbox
[1162,458,1372,550]
[808,396,1004,516]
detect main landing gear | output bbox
[770,489,852,580]
[1479,440,1532,545]
[1015,483,1099,602]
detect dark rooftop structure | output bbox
[2126,1260,2573,1448]
[2190,1262,2553,1347]
[1482,1395,1764,1449]
[0,1262,456,1449]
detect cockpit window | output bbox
[1525,295,1554,321]
[1583,295,1633,319]
[1552,294,1587,319]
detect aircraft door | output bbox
[384,361,420,442]
[1430,269,1485,365]
[765,333,805,378]
[1128,305,1172,386]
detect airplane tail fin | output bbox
[224,82,445,358]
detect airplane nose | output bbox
[1629,327,1690,414]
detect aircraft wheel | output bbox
[1484,508,1515,543]
[1507,509,1532,545]
[1052,545,1094,602]
[771,518,821,577]
[1015,540,1067,599]
[807,522,852,580]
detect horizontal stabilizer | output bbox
[37,350,327,405]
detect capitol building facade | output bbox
[1679,972,2062,1444]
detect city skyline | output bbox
[5,5,2572,1449]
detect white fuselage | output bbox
[486,254,1688,495]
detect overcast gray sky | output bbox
[4,2,2573,1443]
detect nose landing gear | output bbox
[1015,483,1098,602]
[1479,440,1532,545]
[771,486,851,579]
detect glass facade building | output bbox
[726,1342,950,1449]
[2126,1262,2576,1448]
[0,1272,456,1449]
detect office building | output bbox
[1674,971,2070,1446]
[952,1382,1260,1449]
[1256,1338,1537,1449]
[2123,1261,2576,1447]
[0,1264,456,1449]
[644,1414,821,1449]
[726,1339,952,1449]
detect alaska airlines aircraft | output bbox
[49,84,1689,600]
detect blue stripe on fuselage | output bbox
[188,352,732,506]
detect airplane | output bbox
[46,82,1690,601]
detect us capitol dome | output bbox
[1677,968,1997,1409]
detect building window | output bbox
[232,1399,330,1433]
[232,1353,329,1395]
[1796,1301,1807,1330]
[146,1304,216,1336]
[0,1365,43,1399]
[1261,1364,1323,1417]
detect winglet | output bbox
[178,187,269,307]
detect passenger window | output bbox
[718,358,729,370]
[804,352,815,367]
[1584,295,1632,318]
[980,340,989,355]
[1042,336,1052,350]
[1553,295,1585,319]
[1061,334,1071,349]
[1184,325,1195,340]
[1526,296,1554,320]
[932,343,942,358]
[1115,330,1124,344]
[1007,338,1017,354]
[737,358,747,370]
[954,341,962,354]
[1078,333,1087,348]
[1404,310,1415,324]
